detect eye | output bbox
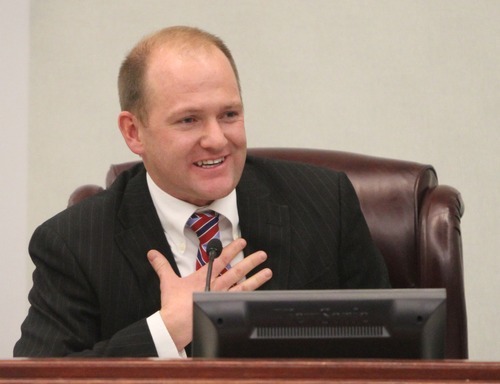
[178,116,197,124]
[221,110,240,121]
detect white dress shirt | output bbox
[145,173,243,358]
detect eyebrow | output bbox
[170,102,243,116]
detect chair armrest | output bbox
[419,185,467,358]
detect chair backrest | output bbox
[68,147,467,358]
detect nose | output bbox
[200,118,228,149]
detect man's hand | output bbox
[147,238,272,352]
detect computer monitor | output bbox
[192,288,446,359]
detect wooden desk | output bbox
[1,359,499,383]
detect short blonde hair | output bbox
[118,26,241,124]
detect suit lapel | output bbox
[236,164,291,290]
[114,168,179,313]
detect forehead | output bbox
[145,44,240,104]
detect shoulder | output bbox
[244,153,338,173]
[39,163,147,230]
[242,154,347,192]
[238,155,357,215]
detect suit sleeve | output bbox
[337,173,391,289]
[13,224,158,357]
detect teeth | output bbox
[196,157,224,167]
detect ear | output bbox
[118,111,144,156]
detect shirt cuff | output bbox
[147,311,187,358]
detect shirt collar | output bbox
[146,173,239,243]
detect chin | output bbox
[207,189,233,202]
[198,184,235,203]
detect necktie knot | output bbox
[187,210,219,238]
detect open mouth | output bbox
[195,157,225,168]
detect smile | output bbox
[195,157,225,168]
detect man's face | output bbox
[124,45,247,206]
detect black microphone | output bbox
[205,238,223,292]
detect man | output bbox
[14,26,390,358]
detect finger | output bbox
[212,238,247,276]
[231,268,273,292]
[147,249,177,280]
[215,250,268,289]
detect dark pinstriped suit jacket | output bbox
[14,155,390,357]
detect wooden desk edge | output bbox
[1,358,499,383]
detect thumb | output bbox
[147,249,176,280]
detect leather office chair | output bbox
[69,147,467,359]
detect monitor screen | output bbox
[192,288,446,359]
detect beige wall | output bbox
[7,0,500,359]
[0,0,30,358]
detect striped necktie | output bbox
[187,210,223,270]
